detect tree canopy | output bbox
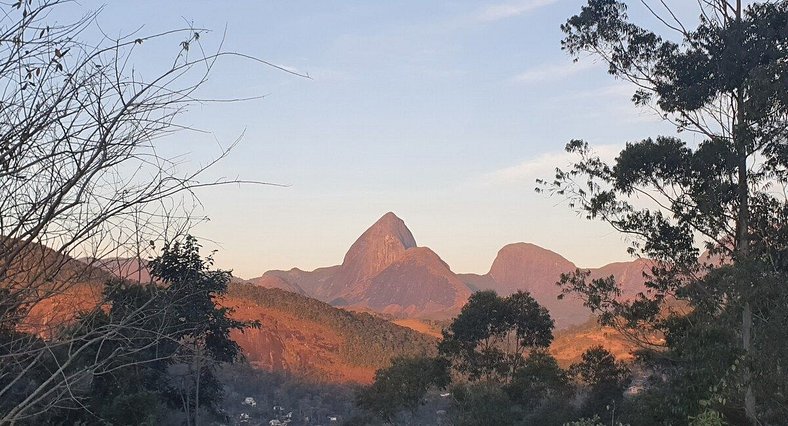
[539,0,788,423]
[438,290,554,381]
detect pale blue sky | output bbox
[80,1,705,278]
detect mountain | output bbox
[248,273,306,295]
[249,212,470,319]
[456,243,589,328]
[0,241,111,336]
[262,266,339,296]
[485,243,588,328]
[318,212,417,301]
[249,214,653,327]
[348,247,470,319]
[84,257,151,283]
[3,240,111,289]
[457,273,497,292]
[590,258,653,300]
[487,243,576,295]
[224,283,436,383]
[12,243,435,384]
[457,243,652,328]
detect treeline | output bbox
[352,291,635,426]
[539,0,788,424]
[227,284,437,368]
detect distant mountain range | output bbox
[10,214,654,383]
[248,212,651,328]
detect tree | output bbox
[438,290,553,381]
[148,236,253,425]
[357,355,450,423]
[450,381,517,426]
[30,236,254,425]
[0,0,297,422]
[505,349,569,411]
[570,346,630,419]
[538,1,788,423]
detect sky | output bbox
[74,0,709,278]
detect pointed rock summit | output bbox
[318,212,417,300]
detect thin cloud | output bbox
[572,82,634,99]
[512,60,599,85]
[480,144,621,187]
[478,0,559,22]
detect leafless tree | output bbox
[0,0,300,422]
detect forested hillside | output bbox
[225,283,437,382]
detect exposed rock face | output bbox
[248,212,468,319]
[590,258,653,300]
[457,243,653,328]
[488,243,576,296]
[485,243,586,328]
[353,247,470,319]
[250,214,653,327]
[318,212,417,301]
[457,273,497,292]
[259,266,339,297]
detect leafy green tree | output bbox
[571,346,630,419]
[357,355,450,423]
[83,281,175,425]
[538,1,788,423]
[47,236,254,425]
[571,347,630,391]
[450,381,517,426]
[505,349,569,411]
[439,290,553,381]
[148,235,253,425]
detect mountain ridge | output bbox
[249,213,651,328]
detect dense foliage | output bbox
[537,0,788,424]
[356,356,451,422]
[439,290,554,381]
[0,236,252,424]
[356,290,632,425]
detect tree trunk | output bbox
[736,91,756,426]
[736,130,755,423]
[733,0,756,416]
[194,348,201,426]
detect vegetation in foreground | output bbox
[355,1,788,425]
[3,0,788,425]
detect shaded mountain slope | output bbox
[348,247,470,318]
[261,266,339,297]
[248,273,306,295]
